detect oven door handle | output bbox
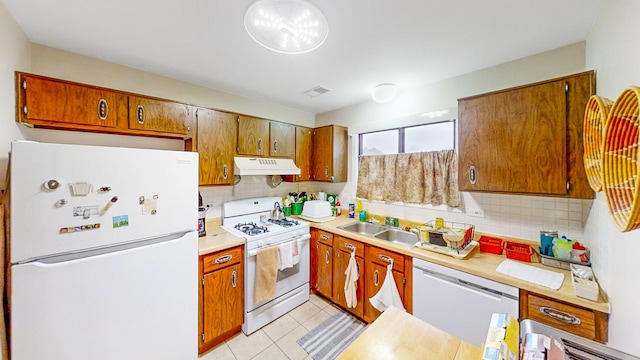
[247,234,311,257]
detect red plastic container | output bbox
[478,236,504,255]
[504,241,533,262]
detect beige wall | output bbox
[0,3,31,191]
[584,0,640,356]
[316,42,586,134]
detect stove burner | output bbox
[234,222,269,236]
[268,218,300,228]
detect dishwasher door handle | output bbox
[417,266,516,302]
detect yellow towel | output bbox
[254,246,279,304]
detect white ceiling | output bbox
[2,0,605,114]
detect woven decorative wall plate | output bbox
[583,95,613,192]
[602,87,640,232]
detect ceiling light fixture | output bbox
[244,0,329,55]
[371,83,397,103]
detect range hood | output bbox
[234,157,301,176]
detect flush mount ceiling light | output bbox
[371,83,397,103]
[244,0,329,54]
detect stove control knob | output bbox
[266,238,272,245]
[257,240,263,247]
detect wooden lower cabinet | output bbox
[363,245,412,323]
[312,229,334,298]
[332,236,365,318]
[519,289,608,343]
[311,229,412,323]
[199,246,244,354]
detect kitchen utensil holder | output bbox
[504,241,533,262]
[478,235,504,255]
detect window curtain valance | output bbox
[356,150,460,207]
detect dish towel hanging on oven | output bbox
[254,246,279,304]
[369,263,405,312]
[344,249,359,308]
[278,241,294,270]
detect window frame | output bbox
[358,119,456,156]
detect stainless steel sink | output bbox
[373,228,419,248]
[337,221,386,236]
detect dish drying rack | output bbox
[415,220,477,259]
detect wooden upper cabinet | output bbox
[269,121,295,158]
[128,95,191,135]
[313,125,348,182]
[196,108,237,186]
[16,72,193,139]
[283,126,313,182]
[458,71,595,199]
[237,116,270,156]
[17,72,124,128]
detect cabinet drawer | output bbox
[203,246,243,273]
[316,230,334,246]
[336,236,364,258]
[366,245,405,272]
[526,293,599,340]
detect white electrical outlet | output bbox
[468,208,485,218]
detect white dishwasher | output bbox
[412,258,519,348]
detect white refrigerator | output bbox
[9,141,199,360]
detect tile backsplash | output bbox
[201,179,591,243]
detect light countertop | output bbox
[338,306,482,360]
[197,214,610,314]
[198,218,245,255]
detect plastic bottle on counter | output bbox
[348,202,355,218]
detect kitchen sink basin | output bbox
[337,221,386,236]
[373,229,419,248]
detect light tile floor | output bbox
[199,294,343,360]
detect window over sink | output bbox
[359,120,456,156]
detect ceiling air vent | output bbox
[304,86,331,97]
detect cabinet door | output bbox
[459,80,567,194]
[270,122,295,158]
[333,249,364,318]
[315,242,333,298]
[197,108,237,185]
[313,125,348,182]
[128,95,191,135]
[296,126,314,181]
[20,74,121,128]
[363,260,405,323]
[237,116,270,156]
[202,263,243,345]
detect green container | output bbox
[291,202,303,215]
[283,207,291,216]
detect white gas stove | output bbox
[221,196,310,251]
[221,197,310,335]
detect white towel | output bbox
[344,251,359,308]
[292,239,300,265]
[369,263,405,312]
[278,241,294,270]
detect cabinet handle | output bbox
[215,254,232,264]
[469,165,477,185]
[539,306,581,325]
[374,269,379,286]
[223,164,228,180]
[258,138,263,152]
[320,234,330,242]
[378,254,393,264]
[345,243,356,252]
[325,166,329,178]
[325,250,330,264]
[136,105,145,124]
[97,99,108,120]
[273,140,278,152]
[232,270,237,287]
